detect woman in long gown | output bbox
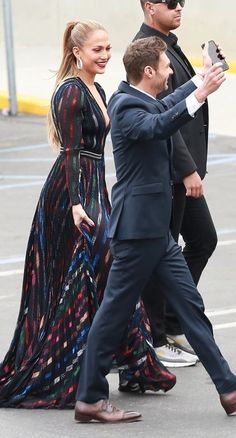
[0,20,176,408]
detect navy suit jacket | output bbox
[107,80,197,240]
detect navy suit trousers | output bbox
[76,234,236,403]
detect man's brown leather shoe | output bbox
[74,399,142,423]
[220,389,236,415]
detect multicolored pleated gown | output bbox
[0,77,175,408]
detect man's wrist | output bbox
[197,71,205,80]
[194,87,207,104]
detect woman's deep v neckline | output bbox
[77,77,110,129]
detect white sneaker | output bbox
[167,334,197,356]
[155,343,198,368]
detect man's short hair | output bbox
[123,36,167,84]
[140,0,146,10]
[140,0,157,11]
[140,0,163,10]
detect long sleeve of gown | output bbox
[53,81,85,205]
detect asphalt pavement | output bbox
[0,114,236,437]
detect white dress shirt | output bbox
[130,75,204,117]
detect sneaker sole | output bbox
[159,360,197,368]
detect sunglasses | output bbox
[151,0,185,9]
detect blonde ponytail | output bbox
[47,20,106,149]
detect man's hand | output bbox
[183,171,203,198]
[72,203,95,230]
[194,63,226,103]
[201,41,226,77]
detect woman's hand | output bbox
[72,204,95,231]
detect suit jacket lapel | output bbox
[167,45,194,78]
[118,81,152,102]
[118,81,167,111]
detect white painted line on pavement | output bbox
[3,155,235,165]
[179,238,236,248]
[0,158,54,163]
[0,273,236,332]
[0,279,235,331]
[217,228,236,236]
[0,294,16,299]
[0,144,49,154]
[1,172,115,180]
[0,156,113,164]
[1,153,234,169]
[0,231,236,268]
[209,153,236,158]
[207,308,236,317]
[0,181,45,190]
[0,256,25,265]
[0,174,116,190]
[207,154,236,166]
[208,156,236,166]
[0,269,23,277]
[217,239,236,246]
[213,322,236,330]
[2,175,46,180]
[0,135,111,154]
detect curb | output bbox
[0,90,49,116]
[190,58,236,72]
[1,58,236,116]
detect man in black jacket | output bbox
[133,0,218,368]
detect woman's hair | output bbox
[48,20,106,149]
[123,36,167,84]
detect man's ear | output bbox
[144,65,154,78]
[144,1,156,16]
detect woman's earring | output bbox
[76,57,83,70]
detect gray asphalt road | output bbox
[0,114,236,438]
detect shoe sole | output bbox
[119,384,161,394]
[75,414,142,423]
[222,403,236,416]
[118,376,177,394]
[159,360,197,368]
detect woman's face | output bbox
[78,29,111,76]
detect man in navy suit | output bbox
[75,37,236,423]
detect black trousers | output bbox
[143,183,218,346]
[76,234,236,403]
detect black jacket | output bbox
[133,23,209,183]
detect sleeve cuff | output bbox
[186,92,205,117]
[191,74,203,87]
